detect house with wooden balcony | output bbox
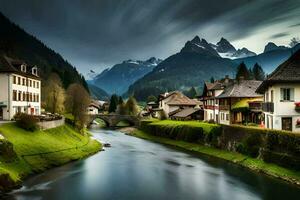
[199,75,233,123]
[256,49,300,132]
[217,79,263,125]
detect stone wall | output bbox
[38,118,65,130]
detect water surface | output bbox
[8,128,300,200]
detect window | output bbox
[23,92,26,101]
[22,78,25,86]
[13,90,17,101]
[18,77,21,85]
[37,82,39,88]
[226,114,229,121]
[37,94,39,102]
[33,81,36,88]
[265,92,269,102]
[18,91,21,101]
[271,90,274,102]
[13,76,16,84]
[29,80,32,87]
[280,88,294,101]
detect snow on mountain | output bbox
[210,38,257,59]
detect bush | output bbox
[15,113,39,131]
[236,133,262,157]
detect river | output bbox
[7,128,300,200]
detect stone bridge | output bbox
[87,114,140,127]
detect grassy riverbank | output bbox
[0,123,101,191]
[128,128,300,186]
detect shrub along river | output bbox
[7,128,300,200]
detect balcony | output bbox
[219,105,230,110]
[262,102,274,112]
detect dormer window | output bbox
[21,64,27,72]
[32,67,38,76]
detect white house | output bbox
[158,91,199,118]
[256,50,300,132]
[87,101,101,115]
[0,56,41,120]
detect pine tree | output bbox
[187,87,197,98]
[118,96,124,104]
[147,95,157,103]
[108,94,119,113]
[236,62,250,80]
[210,77,215,83]
[252,63,266,80]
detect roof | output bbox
[0,55,40,79]
[172,108,202,118]
[257,49,300,93]
[217,80,263,98]
[163,91,198,106]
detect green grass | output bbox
[131,129,300,185]
[146,120,220,134]
[0,123,101,189]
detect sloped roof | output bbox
[164,91,198,106]
[172,108,201,118]
[257,49,300,93]
[217,80,263,98]
[0,55,40,79]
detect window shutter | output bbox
[280,88,284,101]
[290,88,295,101]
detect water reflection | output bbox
[6,128,300,200]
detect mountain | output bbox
[127,36,237,101]
[92,57,162,95]
[211,38,256,59]
[263,42,289,53]
[0,12,88,90]
[88,84,110,101]
[235,43,300,73]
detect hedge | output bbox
[140,120,300,170]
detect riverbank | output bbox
[0,123,101,192]
[120,127,300,187]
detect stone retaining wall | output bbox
[38,118,65,130]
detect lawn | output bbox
[0,123,101,190]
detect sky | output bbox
[0,0,300,77]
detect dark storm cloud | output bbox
[0,0,300,75]
[269,32,290,39]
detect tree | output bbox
[118,96,124,104]
[65,83,90,130]
[147,95,157,103]
[289,37,300,48]
[186,87,197,99]
[125,96,139,116]
[42,73,65,114]
[236,62,250,80]
[116,102,127,115]
[210,77,215,83]
[108,94,119,113]
[252,63,266,80]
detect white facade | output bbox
[219,110,230,125]
[263,83,300,132]
[0,72,41,120]
[203,89,223,122]
[87,106,99,115]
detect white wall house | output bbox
[0,56,41,120]
[158,91,198,118]
[257,50,300,132]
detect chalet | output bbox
[217,79,263,125]
[157,91,200,118]
[256,49,300,132]
[0,56,41,120]
[171,107,203,121]
[87,101,101,115]
[200,75,233,123]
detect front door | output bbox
[282,117,292,131]
[0,108,3,120]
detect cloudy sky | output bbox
[1,0,300,77]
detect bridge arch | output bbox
[87,114,140,127]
